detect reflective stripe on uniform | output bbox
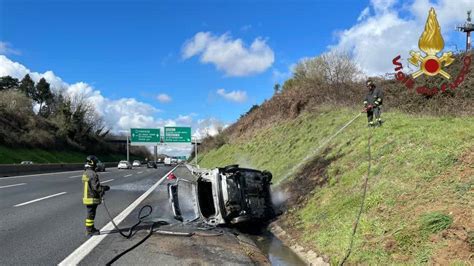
[85,219,94,226]
[83,182,88,201]
[82,175,100,205]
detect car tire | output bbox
[223,164,239,173]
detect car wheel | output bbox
[223,164,239,173]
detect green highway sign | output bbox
[164,127,191,143]
[130,128,161,145]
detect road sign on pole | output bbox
[130,128,161,145]
[164,127,191,143]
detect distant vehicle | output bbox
[20,161,34,165]
[147,161,157,168]
[171,158,178,164]
[117,160,132,169]
[168,165,275,226]
[96,161,106,172]
[132,160,141,167]
[164,157,172,166]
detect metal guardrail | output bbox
[0,162,118,177]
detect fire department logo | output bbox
[392,7,471,96]
[409,8,454,79]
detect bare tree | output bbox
[293,50,362,85]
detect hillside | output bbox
[195,52,473,264]
[197,108,473,264]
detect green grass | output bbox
[0,145,126,164]
[198,107,474,264]
[420,212,453,234]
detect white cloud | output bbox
[216,88,248,103]
[182,32,274,76]
[0,55,163,132]
[156,93,172,103]
[193,118,228,140]
[0,55,232,157]
[330,0,472,76]
[0,42,21,55]
[176,115,193,124]
[357,7,370,21]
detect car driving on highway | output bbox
[96,160,106,172]
[147,161,157,168]
[132,160,141,167]
[168,165,275,226]
[117,160,132,169]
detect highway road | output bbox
[0,165,173,265]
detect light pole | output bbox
[192,137,201,167]
[126,135,130,162]
[118,130,131,162]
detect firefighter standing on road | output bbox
[82,155,110,237]
[363,79,384,127]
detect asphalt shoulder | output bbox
[78,165,269,265]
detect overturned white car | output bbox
[168,165,275,226]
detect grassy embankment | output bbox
[197,107,474,264]
[0,145,128,164]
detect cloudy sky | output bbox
[0,0,471,156]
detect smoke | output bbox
[235,154,256,169]
[271,188,290,210]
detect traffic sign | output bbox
[164,127,191,143]
[130,128,161,145]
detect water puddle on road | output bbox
[250,230,306,265]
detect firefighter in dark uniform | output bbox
[82,155,110,236]
[363,79,384,127]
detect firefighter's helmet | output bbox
[85,155,99,169]
[366,78,375,88]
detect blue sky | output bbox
[0,0,471,154]
[0,0,369,121]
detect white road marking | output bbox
[67,175,81,179]
[14,192,67,207]
[59,165,178,265]
[101,179,114,184]
[137,171,143,174]
[123,174,132,177]
[0,183,26,189]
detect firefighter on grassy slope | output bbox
[363,79,384,127]
[82,155,110,237]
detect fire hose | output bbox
[339,123,374,265]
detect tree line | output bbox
[0,74,111,153]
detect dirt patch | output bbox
[432,226,473,264]
[270,149,339,262]
[278,149,339,209]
